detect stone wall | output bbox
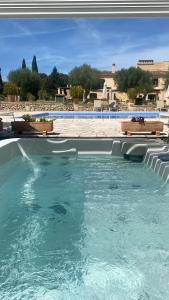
[0,101,94,112]
[0,101,74,112]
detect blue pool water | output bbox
[32,111,160,119]
[0,155,169,300]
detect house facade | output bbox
[137,60,169,107]
[96,60,169,107]
[92,64,129,103]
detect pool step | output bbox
[47,138,115,155]
[47,139,120,155]
[143,146,169,183]
[52,148,77,155]
[143,146,167,165]
[47,139,77,153]
[47,139,69,144]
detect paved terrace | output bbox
[1,111,169,137]
[54,118,122,137]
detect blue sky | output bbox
[0,18,169,79]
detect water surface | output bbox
[0,155,169,300]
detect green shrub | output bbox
[38,89,48,100]
[70,85,84,100]
[27,93,36,101]
[3,82,19,96]
[39,117,47,122]
[22,114,36,122]
[0,94,5,101]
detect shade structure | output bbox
[0,0,169,18]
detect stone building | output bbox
[100,64,117,101]
[94,60,169,107]
[92,64,129,103]
[55,87,71,101]
[137,60,169,107]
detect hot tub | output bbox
[0,138,169,300]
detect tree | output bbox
[22,58,26,69]
[38,89,48,100]
[3,82,19,95]
[0,68,3,94]
[50,66,59,82]
[26,92,35,101]
[114,67,153,100]
[8,68,41,100]
[127,88,138,101]
[58,73,69,87]
[70,86,84,100]
[44,67,59,96]
[69,64,103,101]
[32,55,38,73]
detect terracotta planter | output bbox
[11,121,53,133]
[121,121,163,133]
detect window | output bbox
[153,78,159,87]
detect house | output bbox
[93,64,129,103]
[94,60,169,107]
[137,60,169,107]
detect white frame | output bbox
[0,0,169,18]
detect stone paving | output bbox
[53,118,121,137]
[0,110,168,137]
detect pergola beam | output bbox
[0,0,168,18]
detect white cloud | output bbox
[0,21,76,39]
[64,31,169,72]
[1,19,169,77]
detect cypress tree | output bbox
[22,58,26,69]
[51,66,59,82]
[0,68,3,94]
[45,67,59,96]
[32,55,38,73]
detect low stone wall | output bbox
[0,101,158,113]
[0,101,74,112]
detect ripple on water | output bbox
[25,203,41,212]
[109,183,119,189]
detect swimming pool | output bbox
[32,111,160,119]
[0,140,169,300]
